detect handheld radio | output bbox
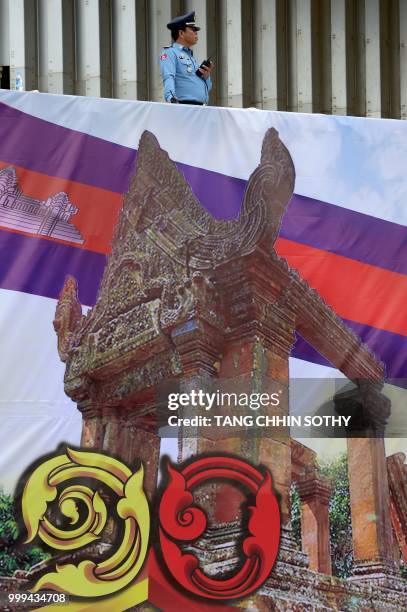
[196,54,213,78]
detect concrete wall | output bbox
[0,0,405,118]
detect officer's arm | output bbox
[160,50,177,102]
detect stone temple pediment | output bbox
[54,128,383,409]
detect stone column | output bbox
[214,254,297,532]
[78,401,103,449]
[129,425,161,502]
[387,453,407,562]
[171,253,306,570]
[347,436,397,577]
[297,472,332,575]
[172,317,235,522]
[102,406,122,455]
[335,385,398,579]
[100,405,161,502]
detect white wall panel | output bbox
[38,0,74,94]
[8,0,37,91]
[0,0,10,66]
[38,0,49,92]
[0,0,405,119]
[331,0,347,115]
[112,0,138,99]
[218,0,243,107]
[148,0,181,102]
[364,0,381,117]
[253,0,279,109]
[400,0,407,120]
[75,0,111,97]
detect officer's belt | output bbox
[178,100,204,106]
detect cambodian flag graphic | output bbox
[0,90,406,494]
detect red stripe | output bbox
[276,238,407,338]
[0,161,121,254]
[3,162,406,338]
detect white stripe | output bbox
[1,90,407,226]
[0,289,75,403]
[0,289,82,492]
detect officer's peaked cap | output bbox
[167,11,200,31]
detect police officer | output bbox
[159,11,213,105]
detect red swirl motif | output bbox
[159,456,280,600]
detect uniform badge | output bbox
[187,66,193,73]
[160,53,168,60]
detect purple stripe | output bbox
[0,230,106,306]
[281,195,407,276]
[0,102,135,193]
[293,319,407,381]
[0,101,244,213]
[178,162,244,220]
[180,174,407,277]
[1,102,407,276]
[179,171,407,276]
[1,230,406,381]
[344,319,407,381]
[156,167,407,279]
[292,334,333,369]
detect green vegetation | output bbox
[319,453,353,578]
[290,482,302,547]
[0,490,48,577]
[290,452,353,578]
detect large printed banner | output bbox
[0,91,406,607]
[0,91,406,489]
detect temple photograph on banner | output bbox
[0,88,406,610]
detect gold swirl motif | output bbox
[21,447,149,598]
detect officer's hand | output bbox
[199,63,214,79]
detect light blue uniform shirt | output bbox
[160,43,212,104]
